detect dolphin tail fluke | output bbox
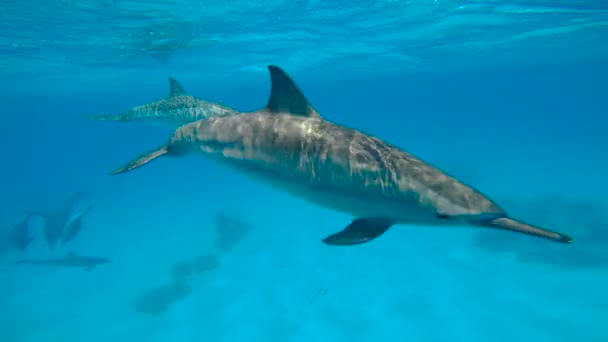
[484,217,573,243]
[111,146,169,175]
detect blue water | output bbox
[1,1,608,341]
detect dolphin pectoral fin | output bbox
[110,145,169,175]
[322,218,393,246]
[479,217,573,243]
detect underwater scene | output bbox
[1,1,608,341]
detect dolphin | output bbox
[61,204,94,245]
[17,252,110,271]
[28,192,87,250]
[8,214,36,252]
[110,65,572,245]
[87,77,238,127]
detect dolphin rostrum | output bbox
[87,77,238,127]
[110,65,572,245]
[17,252,110,271]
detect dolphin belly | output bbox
[276,182,452,225]
[206,153,453,226]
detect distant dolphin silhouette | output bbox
[87,77,238,127]
[28,192,87,250]
[17,252,110,271]
[110,65,572,245]
[61,204,94,245]
[8,214,35,252]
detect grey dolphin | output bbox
[28,192,86,250]
[60,204,94,245]
[87,77,238,127]
[17,252,110,271]
[8,214,36,252]
[110,65,572,245]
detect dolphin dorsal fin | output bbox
[266,65,320,118]
[168,77,186,97]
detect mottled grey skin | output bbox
[172,113,504,223]
[88,78,238,127]
[112,66,572,244]
[28,192,86,250]
[17,252,110,271]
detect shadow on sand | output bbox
[133,211,252,316]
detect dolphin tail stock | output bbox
[15,259,51,266]
[85,114,128,122]
[110,145,169,175]
[479,217,573,243]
